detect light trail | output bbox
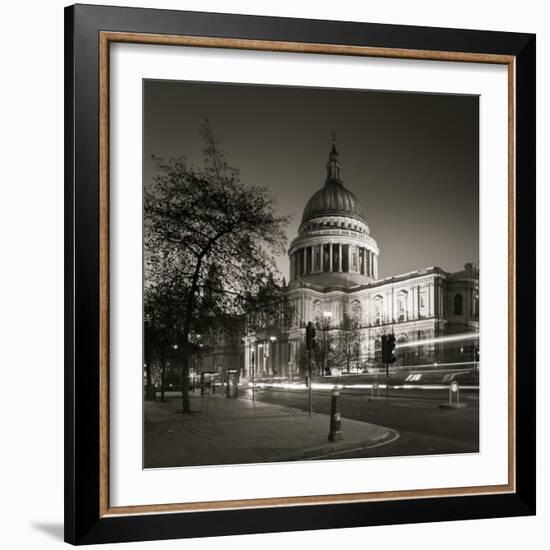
[397,362,475,371]
[249,382,479,391]
[395,332,479,349]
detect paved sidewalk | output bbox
[144,393,396,468]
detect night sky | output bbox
[143,80,479,280]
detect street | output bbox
[242,385,479,459]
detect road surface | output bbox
[243,385,479,459]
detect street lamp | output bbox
[269,335,277,377]
[258,343,264,378]
[242,334,257,407]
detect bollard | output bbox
[328,389,343,442]
[439,380,467,409]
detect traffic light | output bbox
[382,333,396,364]
[387,334,396,363]
[306,321,316,351]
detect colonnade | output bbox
[290,243,377,280]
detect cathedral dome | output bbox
[301,180,365,224]
[301,136,366,224]
[288,135,379,288]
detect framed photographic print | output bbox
[64,3,536,545]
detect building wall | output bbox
[283,265,478,374]
[201,264,478,378]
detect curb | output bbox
[274,426,399,462]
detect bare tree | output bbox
[145,120,291,412]
[314,315,337,376]
[334,314,363,373]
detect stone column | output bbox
[434,280,439,317]
[338,243,342,272]
[329,243,333,272]
[369,251,373,277]
[366,250,370,276]
[374,255,378,279]
[244,341,250,378]
[365,249,372,277]
[372,250,376,277]
[302,248,307,275]
[311,246,315,273]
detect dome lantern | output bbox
[326,131,342,183]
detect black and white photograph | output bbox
[1,0,542,547]
[143,80,480,469]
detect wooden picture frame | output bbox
[65,3,535,545]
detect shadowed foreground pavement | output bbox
[144,393,396,468]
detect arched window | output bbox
[397,291,408,322]
[374,338,383,363]
[454,293,463,316]
[351,300,362,321]
[373,296,383,326]
[313,300,322,320]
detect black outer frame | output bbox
[64,3,536,545]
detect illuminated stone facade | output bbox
[241,138,479,378]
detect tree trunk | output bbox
[180,341,192,413]
[160,351,166,402]
[179,257,203,413]
[144,348,156,401]
[181,361,191,413]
